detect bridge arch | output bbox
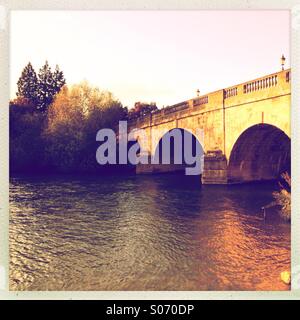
[227,123,290,183]
[153,128,205,175]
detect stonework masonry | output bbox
[128,69,291,184]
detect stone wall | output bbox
[128,69,291,184]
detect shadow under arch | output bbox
[153,128,204,175]
[228,123,290,183]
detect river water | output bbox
[9,174,290,291]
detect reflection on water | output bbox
[9,174,290,290]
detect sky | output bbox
[10,10,290,108]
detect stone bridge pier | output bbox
[128,69,291,184]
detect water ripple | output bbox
[10,175,290,290]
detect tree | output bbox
[16,62,38,104]
[53,65,66,93]
[10,98,46,173]
[16,61,66,112]
[44,82,127,172]
[128,101,158,119]
[36,61,66,112]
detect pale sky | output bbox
[10,10,290,108]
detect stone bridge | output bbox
[128,68,291,184]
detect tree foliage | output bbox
[12,70,128,173]
[128,101,158,120]
[43,82,127,172]
[10,98,46,172]
[37,61,66,111]
[16,61,66,112]
[17,62,38,104]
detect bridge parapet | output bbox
[224,87,238,98]
[224,69,290,107]
[128,68,291,137]
[193,95,209,106]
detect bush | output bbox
[10,98,46,173]
[272,172,291,221]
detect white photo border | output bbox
[0,0,299,300]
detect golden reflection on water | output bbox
[9,175,290,290]
[202,206,290,290]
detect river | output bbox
[9,174,290,290]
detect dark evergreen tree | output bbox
[53,65,66,93]
[16,61,66,112]
[36,61,66,112]
[16,62,38,104]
